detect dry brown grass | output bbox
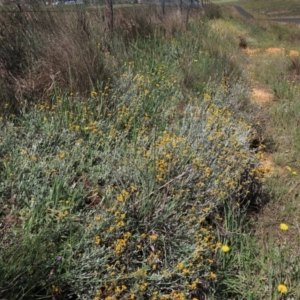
[0,8,109,108]
[0,5,203,112]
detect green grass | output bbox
[208,6,300,300]
[213,0,300,18]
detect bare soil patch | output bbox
[252,86,273,104]
[243,47,299,56]
[289,50,300,56]
[250,87,279,176]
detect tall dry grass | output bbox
[0,4,211,113]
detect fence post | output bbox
[106,0,114,32]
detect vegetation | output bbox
[1,1,300,299]
[212,0,300,18]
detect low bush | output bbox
[0,5,263,300]
[0,65,261,298]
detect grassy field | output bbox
[1,1,300,299]
[212,0,300,18]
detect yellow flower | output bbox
[91,91,97,97]
[177,262,184,270]
[117,220,125,227]
[221,245,230,253]
[210,272,217,279]
[277,284,287,293]
[182,268,190,275]
[57,211,65,219]
[149,234,158,241]
[52,285,60,293]
[95,235,101,245]
[117,194,124,202]
[280,223,289,231]
[204,93,211,101]
[216,242,222,248]
[202,207,210,213]
[130,185,137,191]
[189,281,197,289]
[59,152,65,159]
[156,174,163,181]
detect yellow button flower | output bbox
[277,284,287,293]
[221,245,230,253]
[280,223,289,231]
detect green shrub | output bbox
[0,65,260,298]
[0,7,263,299]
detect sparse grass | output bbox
[214,200,300,300]
[209,6,300,299]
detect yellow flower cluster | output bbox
[1,36,262,299]
[114,232,131,255]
